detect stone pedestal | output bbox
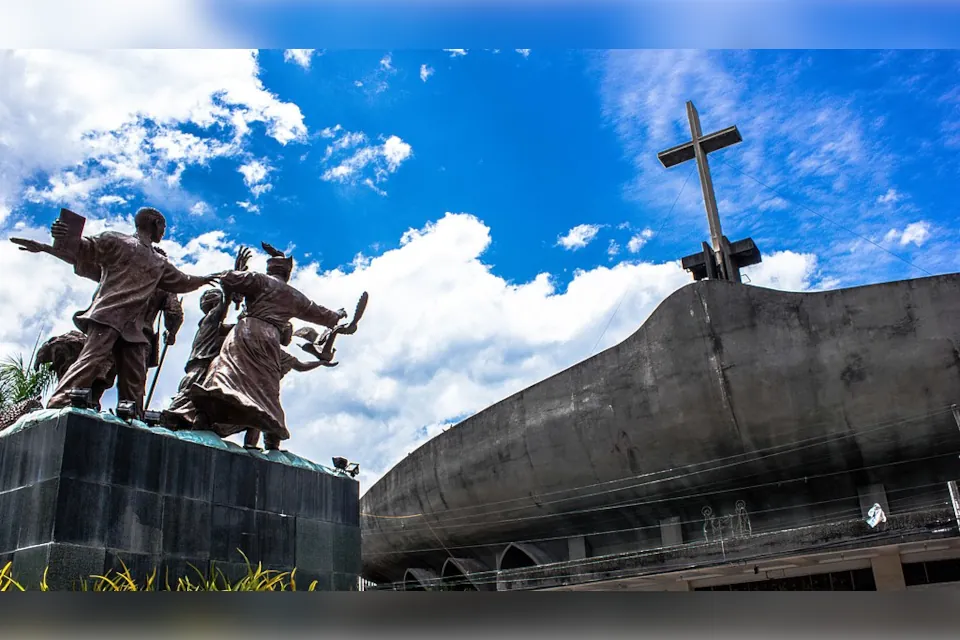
[0,408,360,590]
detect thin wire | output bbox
[377,501,954,589]
[713,156,934,277]
[362,404,956,530]
[364,479,952,560]
[369,503,953,590]
[364,443,960,550]
[589,165,696,355]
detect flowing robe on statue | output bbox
[187,270,341,441]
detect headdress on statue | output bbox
[261,241,294,277]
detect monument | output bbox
[2,206,367,590]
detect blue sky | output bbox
[0,48,958,487]
[13,49,959,288]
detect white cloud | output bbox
[740,250,823,291]
[420,64,434,82]
[516,49,531,58]
[0,49,307,218]
[443,49,468,58]
[877,188,901,205]
[607,239,620,259]
[884,221,931,248]
[380,54,393,71]
[627,228,655,253]
[236,200,260,214]
[0,213,824,490]
[189,201,211,217]
[238,159,273,198]
[557,224,601,250]
[320,126,413,194]
[98,195,127,207]
[283,49,316,69]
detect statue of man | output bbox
[31,269,183,413]
[11,207,220,418]
[185,242,346,450]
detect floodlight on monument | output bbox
[65,388,93,409]
[116,401,138,421]
[333,456,360,477]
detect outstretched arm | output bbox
[159,262,222,294]
[289,358,324,373]
[296,295,347,329]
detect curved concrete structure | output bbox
[441,557,494,590]
[362,275,960,583]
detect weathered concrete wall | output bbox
[361,275,960,582]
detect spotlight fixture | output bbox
[142,410,162,426]
[332,456,360,478]
[115,401,138,421]
[66,388,93,409]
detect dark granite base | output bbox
[0,410,361,590]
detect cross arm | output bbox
[657,125,743,168]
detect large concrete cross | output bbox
[657,101,762,283]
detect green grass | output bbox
[0,551,319,591]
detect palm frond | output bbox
[0,353,56,405]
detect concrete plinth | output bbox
[0,408,360,590]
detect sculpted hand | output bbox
[163,331,176,346]
[336,308,348,320]
[9,238,46,253]
[235,246,252,272]
[50,220,68,239]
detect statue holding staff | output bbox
[10,206,221,419]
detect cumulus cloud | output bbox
[319,125,413,194]
[189,201,211,217]
[877,188,901,205]
[238,159,273,198]
[443,49,468,57]
[516,49,531,58]
[0,50,307,218]
[557,224,601,250]
[0,212,823,490]
[283,49,316,69]
[627,228,655,253]
[420,64,434,82]
[884,221,931,247]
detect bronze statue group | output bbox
[8,206,365,452]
